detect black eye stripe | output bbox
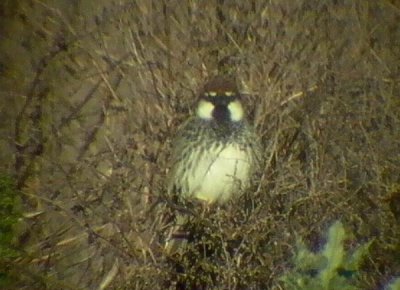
[203,94,236,103]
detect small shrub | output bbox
[280,221,372,290]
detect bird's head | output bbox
[196,77,244,123]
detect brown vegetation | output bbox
[0,1,399,289]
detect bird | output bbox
[165,76,262,251]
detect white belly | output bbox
[187,144,251,203]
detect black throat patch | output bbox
[212,104,231,123]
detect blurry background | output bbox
[0,0,399,289]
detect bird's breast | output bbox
[186,143,252,203]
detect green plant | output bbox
[280,221,372,290]
[386,278,400,290]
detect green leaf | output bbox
[319,221,345,287]
[346,240,373,271]
[386,278,400,290]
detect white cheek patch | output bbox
[197,100,214,120]
[228,100,244,121]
